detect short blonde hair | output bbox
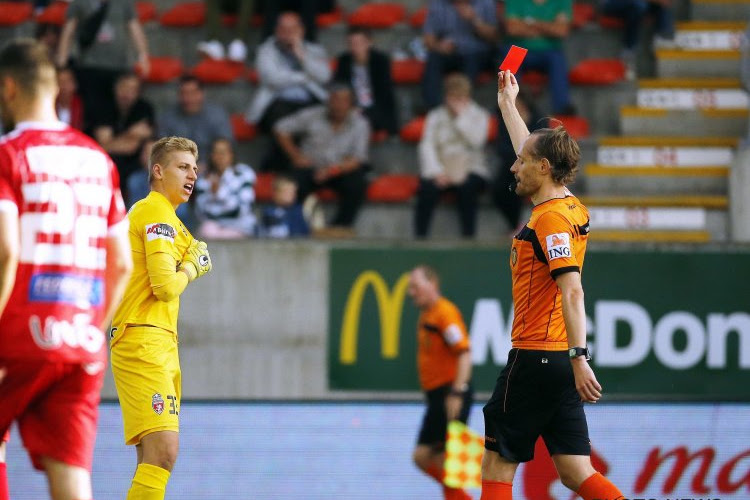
[443,73,471,98]
[148,136,199,184]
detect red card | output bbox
[499,45,528,74]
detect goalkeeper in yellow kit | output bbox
[111,136,212,500]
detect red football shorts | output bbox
[0,359,104,471]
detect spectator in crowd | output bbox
[421,0,498,110]
[599,0,676,79]
[196,0,253,62]
[56,0,150,130]
[274,84,370,230]
[503,0,576,115]
[492,88,547,236]
[260,0,337,42]
[415,73,491,239]
[93,72,154,202]
[35,22,61,60]
[158,75,233,165]
[56,66,85,131]
[334,26,399,138]
[259,175,310,238]
[127,139,197,230]
[194,138,257,239]
[246,11,331,171]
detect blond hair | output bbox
[443,73,471,98]
[149,136,199,184]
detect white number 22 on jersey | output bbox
[20,146,112,270]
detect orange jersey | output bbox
[416,297,470,391]
[509,193,590,351]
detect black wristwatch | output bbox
[568,347,591,361]
[450,383,469,396]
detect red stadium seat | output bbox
[317,188,338,202]
[191,59,244,84]
[391,59,425,85]
[409,6,427,28]
[160,2,205,27]
[136,56,183,83]
[370,130,389,143]
[399,116,425,143]
[569,58,625,85]
[599,15,624,29]
[0,1,33,26]
[348,2,405,29]
[246,67,259,84]
[552,115,590,140]
[317,6,344,28]
[231,114,257,141]
[572,3,595,29]
[487,116,499,142]
[136,1,157,23]
[254,172,275,202]
[367,174,419,202]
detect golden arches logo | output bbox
[339,271,411,364]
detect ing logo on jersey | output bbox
[545,232,571,261]
[145,223,176,242]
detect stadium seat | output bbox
[572,3,595,29]
[487,116,499,141]
[317,6,344,28]
[599,15,624,29]
[569,58,626,85]
[246,67,259,84]
[520,70,548,89]
[160,1,205,27]
[0,1,33,26]
[399,116,425,143]
[391,59,425,85]
[348,2,406,29]
[552,114,590,140]
[136,1,157,23]
[409,6,427,28]
[231,114,258,141]
[191,59,244,84]
[136,56,183,83]
[254,172,274,202]
[371,130,389,143]
[317,188,338,202]
[367,174,419,202]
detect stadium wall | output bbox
[101,240,750,402]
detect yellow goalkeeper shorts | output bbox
[111,325,181,445]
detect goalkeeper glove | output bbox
[180,239,212,282]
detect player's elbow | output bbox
[561,286,584,306]
[152,286,179,302]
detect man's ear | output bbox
[152,163,163,180]
[0,75,17,103]
[538,157,552,176]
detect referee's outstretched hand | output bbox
[572,359,602,403]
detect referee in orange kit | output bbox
[479,70,625,500]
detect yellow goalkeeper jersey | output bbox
[113,191,193,334]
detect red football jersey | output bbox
[0,122,127,363]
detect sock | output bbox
[480,479,512,500]
[0,463,8,500]
[577,472,625,500]
[126,463,170,500]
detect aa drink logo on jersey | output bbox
[545,232,571,261]
[145,223,176,242]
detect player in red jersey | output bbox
[0,39,133,500]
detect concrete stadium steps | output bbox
[594,136,737,167]
[690,0,750,20]
[673,21,745,51]
[584,164,728,195]
[636,78,748,109]
[619,106,748,136]
[655,49,741,78]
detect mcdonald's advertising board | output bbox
[328,247,750,399]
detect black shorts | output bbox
[417,383,474,448]
[483,349,590,462]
